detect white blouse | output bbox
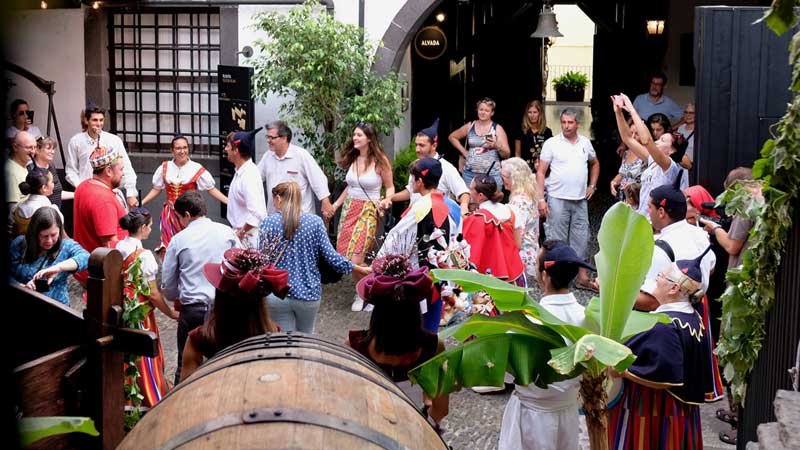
[116,236,159,282]
[346,162,382,201]
[151,160,215,191]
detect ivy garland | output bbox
[121,256,152,429]
[714,1,800,404]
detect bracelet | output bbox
[538,199,546,204]
[588,185,596,189]
[713,225,722,232]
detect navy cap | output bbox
[413,157,443,186]
[542,241,595,271]
[420,118,439,143]
[676,245,711,283]
[233,127,262,155]
[650,182,687,218]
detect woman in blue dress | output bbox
[9,207,89,305]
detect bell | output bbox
[531,5,564,38]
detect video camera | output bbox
[699,201,733,230]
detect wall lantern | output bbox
[646,20,665,35]
[435,12,446,23]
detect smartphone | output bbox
[26,110,34,123]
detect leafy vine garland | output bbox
[121,256,152,429]
[714,2,800,404]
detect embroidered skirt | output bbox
[336,197,378,259]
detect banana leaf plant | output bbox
[408,203,670,450]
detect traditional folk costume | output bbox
[462,201,524,284]
[151,160,216,250]
[376,158,457,332]
[118,237,168,407]
[608,250,714,450]
[336,160,383,259]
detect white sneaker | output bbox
[363,303,374,312]
[351,295,365,311]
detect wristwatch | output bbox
[588,185,596,189]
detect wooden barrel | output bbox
[119,332,448,450]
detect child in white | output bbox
[499,240,591,450]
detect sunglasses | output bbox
[356,121,371,128]
[17,110,33,117]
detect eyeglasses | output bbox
[266,135,283,141]
[657,272,681,284]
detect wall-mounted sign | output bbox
[414,26,447,60]
[217,64,254,217]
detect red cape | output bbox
[462,208,524,280]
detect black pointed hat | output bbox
[233,127,262,155]
[420,118,439,143]
[676,245,711,284]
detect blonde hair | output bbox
[521,100,546,135]
[272,181,302,240]
[501,157,537,201]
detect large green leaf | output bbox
[585,297,671,342]
[595,203,654,341]
[18,417,99,447]
[431,269,591,343]
[443,311,566,347]
[431,269,531,308]
[548,334,637,377]
[409,334,569,397]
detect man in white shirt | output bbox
[632,72,684,123]
[257,120,333,218]
[391,119,470,216]
[635,183,715,311]
[161,190,240,383]
[225,128,267,249]
[499,240,589,450]
[536,108,600,289]
[65,106,138,208]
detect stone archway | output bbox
[372,0,444,74]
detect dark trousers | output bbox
[174,303,209,385]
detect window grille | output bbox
[108,8,220,155]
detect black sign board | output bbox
[414,26,447,60]
[217,65,255,216]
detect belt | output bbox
[181,302,209,310]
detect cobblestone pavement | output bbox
[67,192,733,449]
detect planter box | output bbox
[555,87,585,102]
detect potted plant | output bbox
[552,71,590,102]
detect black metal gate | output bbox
[107,7,221,155]
[695,7,800,448]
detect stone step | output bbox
[773,390,800,448]
[757,423,786,450]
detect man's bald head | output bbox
[12,131,36,159]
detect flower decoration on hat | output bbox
[89,146,120,170]
[357,252,433,306]
[203,248,290,298]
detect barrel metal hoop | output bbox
[163,354,421,414]
[153,408,411,450]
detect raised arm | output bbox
[620,94,672,171]
[612,97,649,162]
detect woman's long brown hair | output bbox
[339,122,391,175]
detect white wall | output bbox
[546,5,595,102]
[237,1,409,161]
[393,46,413,156]
[4,8,86,168]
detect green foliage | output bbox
[713,1,800,404]
[410,204,665,394]
[392,141,417,192]
[18,416,99,447]
[249,2,407,178]
[121,256,152,429]
[552,71,590,91]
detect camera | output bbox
[34,278,49,293]
[699,201,733,230]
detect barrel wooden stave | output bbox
[119,334,445,450]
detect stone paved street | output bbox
[68,192,734,449]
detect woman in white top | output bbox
[117,208,178,407]
[141,136,227,251]
[613,94,689,222]
[11,167,62,237]
[501,157,540,281]
[333,122,394,311]
[676,102,695,168]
